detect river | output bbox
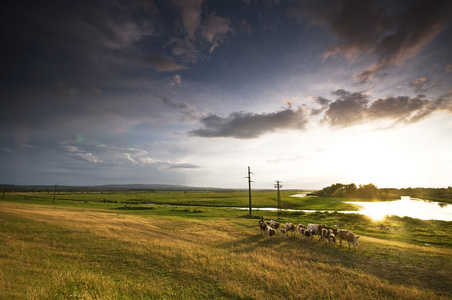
[248,196,452,221]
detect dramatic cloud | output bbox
[143,53,188,72]
[356,0,448,83]
[1,0,451,188]
[190,89,452,139]
[1,1,156,88]
[298,0,450,83]
[170,0,232,61]
[321,89,452,126]
[370,94,452,123]
[367,96,430,123]
[321,1,386,61]
[189,107,309,139]
[311,97,331,116]
[321,90,369,126]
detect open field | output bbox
[1,189,371,210]
[1,191,451,299]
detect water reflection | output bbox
[243,196,452,221]
[346,197,452,221]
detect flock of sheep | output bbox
[258,218,360,250]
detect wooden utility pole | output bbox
[52,183,57,204]
[246,166,253,216]
[275,180,282,219]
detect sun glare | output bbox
[360,203,389,221]
[323,127,418,188]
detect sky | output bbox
[1,0,452,190]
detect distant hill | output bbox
[1,184,312,192]
[0,184,228,192]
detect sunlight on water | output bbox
[346,197,452,221]
[234,196,451,221]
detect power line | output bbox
[245,166,254,216]
[274,180,282,219]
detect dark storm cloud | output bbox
[295,0,451,83]
[189,107,309,139]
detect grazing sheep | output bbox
[267,227,276,238]
[257,218,357,250]
[285,223,296,236]
[298,224,307,236]
[259,221,268,235]
[321,228,334,243]
[308,224,329,240]
[336,229,359,249]
[328,233,336,246]
[300,228,314,239]
[269,220,280,230]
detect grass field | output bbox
[1,191,451,299]
[1,190,368,210]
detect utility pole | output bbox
[245,166,253,216]
[275,180,282,219]
[53,183,57,204]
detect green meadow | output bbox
[1,190,451,299]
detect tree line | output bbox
[315,183,452,202]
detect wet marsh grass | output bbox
[1,200,451,299]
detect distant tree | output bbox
[316,183,345,197]
[343,183,357,197]
[316,183,451,202]
[357,183,378,199]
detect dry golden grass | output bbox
[1,201,450,299]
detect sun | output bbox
[324,127,415,188]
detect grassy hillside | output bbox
[1,195,451,299]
